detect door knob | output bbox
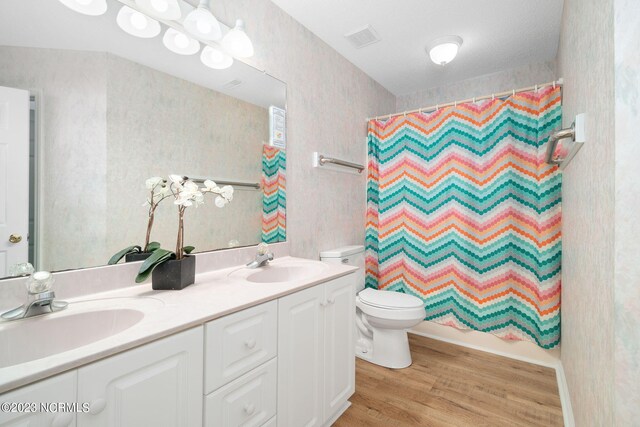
[9,234,22,244]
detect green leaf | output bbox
[108,246,141,265]
[183,246,195,254]
[135,248,175,283]
[146,241,161,252]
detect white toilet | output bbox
[320,245,426,369]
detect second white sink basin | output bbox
[230,260,329,284]
[0,297,163,368]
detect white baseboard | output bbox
[410,321,560,368]
[554,362,575,427]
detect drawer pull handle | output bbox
[245,339,257,349]
[88,398,106,415]
[243,402,256,415]
[51,412,74,427]
[328,297,335,304]
[320,300,327,307]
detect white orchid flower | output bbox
[214,195,228,207]
[203,180,220,192]
[220,185,234,201]
[169,174,184,184]
[146,176,164,189]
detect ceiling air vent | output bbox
[223,79,243,89]
[344,25,380,49]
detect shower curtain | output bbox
[261,145,286,243]
[366,86,562,348]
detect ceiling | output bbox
[270,0,564,96]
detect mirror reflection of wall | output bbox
[0,0,287,278]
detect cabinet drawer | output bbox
[204,358,277,427]
[205,301,277,393]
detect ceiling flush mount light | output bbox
[200,46,233,69]
[427,35,463,66]
[58,0,107,16]
[135,0,181,20]
[163,28,200,55]
[184,0,222,41]
[117,5,161,38]
[222,19,254,58]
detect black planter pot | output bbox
[151,255,196,290]
[125,252,153,262]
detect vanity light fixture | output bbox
[117,5,161,38]
[427,35,463,66]
[134,0,181,20]
[57,0,107,16]
[200,45,233,69]
[184,0,222,41]
[163,28,200,55]
[222,19,254,58]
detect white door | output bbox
[277,285,325,427]
[323,276,356,421]
[0,86,29,277]
[77,327,203,427]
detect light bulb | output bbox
[426,35,463,66]
[58,0,107,16]
[163,28,200,55]
[222,19,254,58]
[197,19,212,34]
[200,46,233,69]
[174,33,189,49]
[150,0,168,12]
[130,12,148,30]
[116,6,161,38]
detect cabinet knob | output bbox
[245,339,256,349]
[327,297,335,304]
[88,398,107,415]
[320,300,327,307]
[243,402,256,415]
[51,412,74,427]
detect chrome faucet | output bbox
[246,243,274,269]
[1,271,68,321]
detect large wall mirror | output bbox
[0,0,287,279]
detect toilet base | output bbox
[355,327,413,369]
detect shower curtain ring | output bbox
[535,84,538,92]
[512,89,516,96]
[472,97,476,103]
[492,94,495,100]
[436,104,439,111]
[553,81,556,89]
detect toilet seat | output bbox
[358,288,423,310]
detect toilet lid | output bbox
[358,288,423,309]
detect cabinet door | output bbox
[205,301,277,393]
[323,276,355,421]
[77,327,203,427]
[0,371,77,427]
[277,285,324,427]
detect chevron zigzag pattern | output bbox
[261,145,286,243]
[366,86,562,349]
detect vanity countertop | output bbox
[0,256,357,393]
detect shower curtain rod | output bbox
[368,78,564,122]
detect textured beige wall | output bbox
[556,0,616,425]
[0,46,109,272]
[396,61,556,111]
[210,0,396,259]
[614,0,640,423]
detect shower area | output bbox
[365,83,574,350]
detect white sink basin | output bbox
[0,298,162,368]
[230,261,329,284]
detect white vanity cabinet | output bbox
[76,326,203,427]
[277,275,355,427]
[0,371,77,427]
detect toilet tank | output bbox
[319,245,365,293]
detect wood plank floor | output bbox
[334,334,563,427]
